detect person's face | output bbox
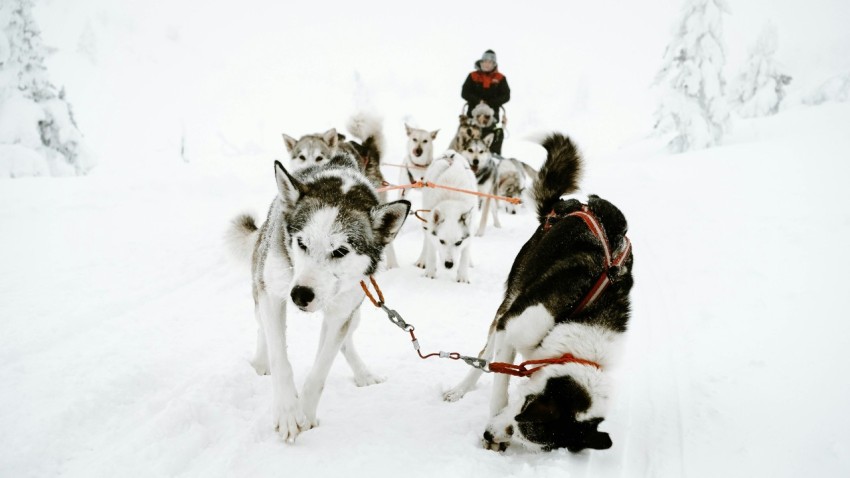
[480,59,495,72]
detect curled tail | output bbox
[347,113,384,164]
[533,133,583,223]
[226,213,259,263]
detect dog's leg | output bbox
[257,292,305,443]
[340,309,385,387]
[491,196,502,229]
[300,291,362,429]
[443,326,496,402]
[456,244,472,283]
[415,223,428,269]
[476,197,492,237]
[250,323,270,375]
[483,331,517,451]
[424,235,438,279]
[385,243,399,269]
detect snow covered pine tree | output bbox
[0,0,94,177]
[729,24,792,118]
[653,0,730,153]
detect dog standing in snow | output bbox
[459,133,501,236]
[399,124,439,197]
[414,150,478,283]
[227,154,410,443]
[443,134,634,453]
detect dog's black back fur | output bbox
[497,134,633,333]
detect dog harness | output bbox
[484,205,633,376]
[360,204,631,377]
[545,204,633,319]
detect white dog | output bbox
[399,124,439,196]
[414,150,478,283]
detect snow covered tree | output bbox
[730,24,791,118]
[653,0,730,153]
[0,0,94,177]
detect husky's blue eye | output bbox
[297,238,308,251]
[331,246,349,259]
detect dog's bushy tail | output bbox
[533,133,583,223]
[347,112,385,163]
[226,213,259,263]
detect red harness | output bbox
[488,205,632,376]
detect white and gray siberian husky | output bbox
[444,134,634,453]
[228,154,410,442]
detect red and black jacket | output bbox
[462,67,511,122]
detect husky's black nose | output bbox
[472,159,479,166]
[291,286,315,308]
[444,261,454,269]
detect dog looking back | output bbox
[443,133,634,453]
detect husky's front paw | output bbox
[442,387,468,402]
[354,372,386,387]
[482,425,513,452]
[456,272,470,284]
[425,269,437,279]
[250,358,270,376]
[415,259,426,269]
[273,406,308,443]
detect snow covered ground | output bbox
[3,1,850,477]
[3,103,850,477]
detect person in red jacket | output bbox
[462,49,510,154]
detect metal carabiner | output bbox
[460,355,491,372]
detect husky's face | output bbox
[405,123,439,161]
[274,159,410,312]
[471,103,496,128]
[282,129,339,170]
[456,115,482,148]
[461,134,494,174]
[428,203,473,270]
[513,374,612,452]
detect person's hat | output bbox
[480,49,497,64]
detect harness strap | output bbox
[488,353,601,377]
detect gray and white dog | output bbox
[444,134,633,453]
[228,155,410,443]
[459,133,501,236]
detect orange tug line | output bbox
[376,180,522,205]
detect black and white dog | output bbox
[443,133,634,453]
[228,155,410,443]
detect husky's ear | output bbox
[579,419,612,451]
[430,129,440,140]
[371,200,411,244]
[460,207,474,226]
[431,207,443,226]
[404,123,413,136]
[322,128,338,149]
[483,133,495,148]
[274,160,303,207]
[282,134,297,153]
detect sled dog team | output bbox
[227,113,634,453]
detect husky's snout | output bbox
[413,147,423,157]
[291,285,315,309]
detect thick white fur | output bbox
[443,303,624,449]
[415,150,477,283]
